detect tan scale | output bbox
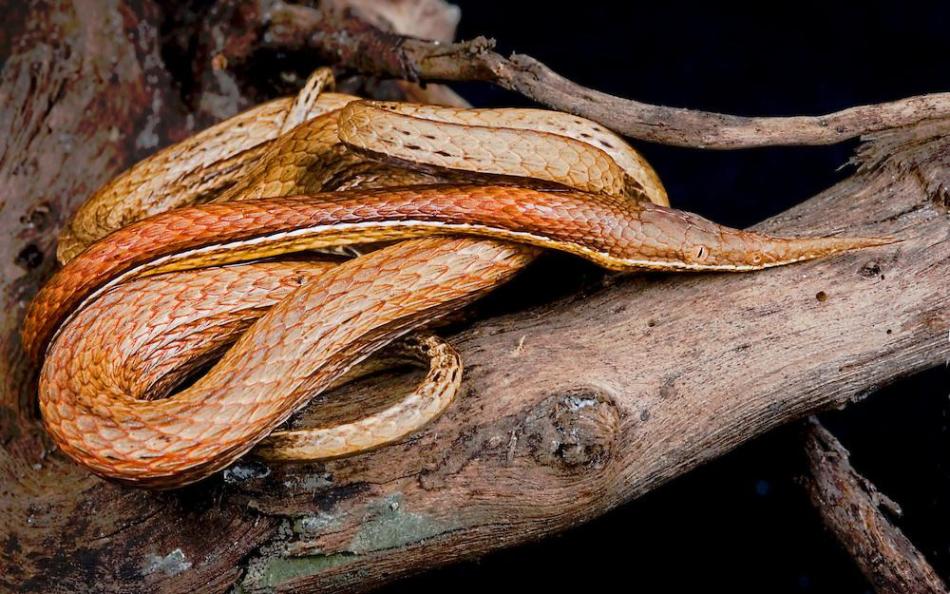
[23,68,890,488]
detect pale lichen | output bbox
[349,493,460,553]
[141,548,192,577]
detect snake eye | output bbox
[696,246,707,260]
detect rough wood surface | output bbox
[0,2,948,593]
[0,1,276,592]
[266,5,950,149]
[224,120,948,593]
[802,419,949,594]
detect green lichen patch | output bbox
[349,493,460,553]
[255,553,357,590]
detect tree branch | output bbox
[264,4,950,149]
[1,2,948,593]
[225,119,949,592]
[802,419,948,594]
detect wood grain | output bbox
[0,1,947,592]
[266,5,950,149]
[803,419,948,594]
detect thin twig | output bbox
[264,4,950,149]
[802,419,948,594]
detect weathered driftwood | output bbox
[265,4,950,149]
[802,419,948,594]
[0,1,948,593]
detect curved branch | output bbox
[265,4,950,149]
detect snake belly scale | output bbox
[22,69,889,488]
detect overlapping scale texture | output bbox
[25,71,884,488]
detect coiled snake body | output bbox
[22,69,888,488]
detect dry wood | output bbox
[0,1,947,593]
[224,120,948,593]
[265,4,950,149]
[803,419,948,594]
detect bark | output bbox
[264,4,950,149]
[802,419,948,594]
[0,2,947,593]
[227,120,948,594]
[0,1,272,592]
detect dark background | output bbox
[378,2,950,593]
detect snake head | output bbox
[625,203,895,271]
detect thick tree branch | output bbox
[802,419,948,594]
[264,3,950,149]
[226,120,948,592]
[1,2,948,593]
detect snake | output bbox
[22,68,890,488]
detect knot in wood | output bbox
[522,387,620,470]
